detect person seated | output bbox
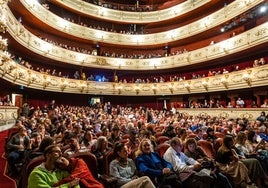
[55,156,104,188]
[64,133,90,156]
[108,124,121,145]
[28,136,55,159]
[28,145,80,188]
[236,97,245,108]
[259,57,266,65]
[164,137,216,188]
[92,136,112,175]
[184,138,232,188]
[6,126,31,177]
[81,129,97,151]
[206,127,217,146]
[235,132,268,187]
[109,142,155,188]
[135,138,182,188]
[216,135,253,187]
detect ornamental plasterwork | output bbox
[239,113,253,119]
[210,77,222,86]
[255,69,268,79]
[51,0,209,23]
[193,81,203,89]
[19,0,264,46]
[3,3,268,70]
[230,74,244,83]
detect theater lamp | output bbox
[242,72,252,86]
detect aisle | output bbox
[0,130,17,188]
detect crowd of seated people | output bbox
[41,1,146,35]
[4,100,268,187]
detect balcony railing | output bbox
[1,55,268,96]
[18,0,264,45]
[4,3,268,70]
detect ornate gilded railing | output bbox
[0,106,18,127]
[4,1,268,70]
[49,0,210,23]
[1,53,268,96]
[178,108,268,121]
[18,0,264,46]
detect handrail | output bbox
[1,55,268,96]
[4,3,268,70]
[18,0,264,46]
[49,0,207,23]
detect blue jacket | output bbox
[136,152,172,179]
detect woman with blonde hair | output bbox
[135,138,182,188]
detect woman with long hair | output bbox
[216,135,251,187]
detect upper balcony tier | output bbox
[3,3,268,71]
[1,54,268,96]
[48,0,212,24]
[12,0,264,47]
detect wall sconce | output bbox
[0,36,7,50]
[60,79,67,91]
[13,68,26,82]
[116,85,122,94]
[220,75,229,89]
[135,86,140,95]
[79,82,87,93]
[0,51,11,66]
[242,73,252,86]
[27,72,37,86]
[0,13,7,33]
[223,48,228,54]
[169,83,174,94]
[184,82,191,92]
[202,79,209,91]
[152,85,157,94]
[2,60,16,74]
[244,0,251,6]
[42,75,51,89]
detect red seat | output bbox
[121,134,129,139]
[20,156,45,188]
[197,140,216,159]
[187,133,197,139]
[71,152,99,179]
[214,132,225,139]
[154,132,163,138]
[214,138,223,152]
[157,136,170,144]
[156,143,170,157]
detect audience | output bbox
[6,126,31,177]
[2,100,268,188]
[163,137,215,188]
[28,145,80,188]
[135,138,182,188]
[215,135,254,188]
[55,156,104,188]
[109,142,155,188]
